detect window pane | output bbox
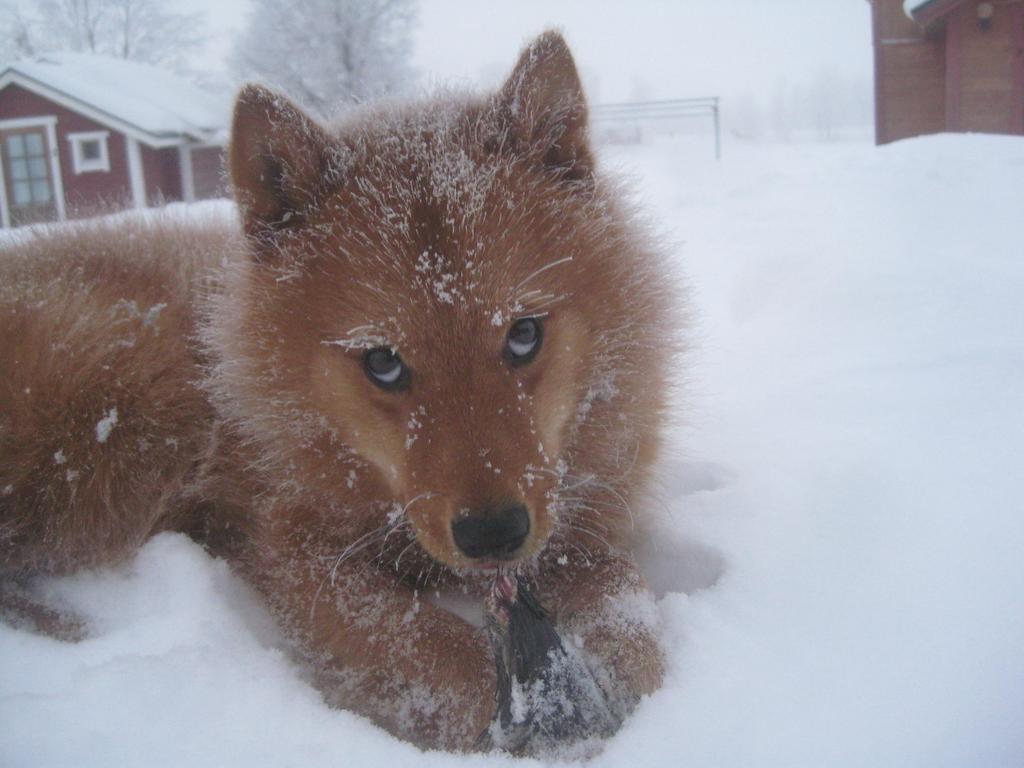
[10,158,28,180]
[12,180,31,205]
[81,140,101,161]
[31,179,51,202]
[28,157,47,179]
[6,134,25,158]
[24,133,44,155]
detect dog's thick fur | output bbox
[0,33,674,751]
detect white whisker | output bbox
[515,256,574,291]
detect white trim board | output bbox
[126,137,146,209]
[0,141,8,228]
[0,115,57,130]
[178,144,195,202]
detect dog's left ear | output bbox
[497,31,593,183]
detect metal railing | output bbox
[591,97,721,159]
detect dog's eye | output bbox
[505,318,542,365]
[364,347,407,390]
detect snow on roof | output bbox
[0,53,229,145]
[903,0,934,17]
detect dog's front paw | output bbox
[0,583,88,642]
[563,585,666,713]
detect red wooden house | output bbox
[869,0,1024,144]
[0,53,228,227]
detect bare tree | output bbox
[0,2,38,60]
[0,0,204,73]
[38,0,109,54]
[103,0,205,71]
[231,0,417,118]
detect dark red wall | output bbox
[141,144,182,204]
[947,2,1024,135]
[871,0,946,145]
[191,146,227,200]
[872,0,1024,144]
[0,83,133,217]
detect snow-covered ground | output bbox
[3,132,1023,767]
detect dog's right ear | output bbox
[229,85,335,240]
[497,31,593,183]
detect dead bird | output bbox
[479,573,621,756]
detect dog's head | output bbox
[220,32,671,570]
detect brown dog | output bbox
[0,32,674,751]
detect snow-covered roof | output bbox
[903,0,944,18]
[0,53,229,146]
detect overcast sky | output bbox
[187,0,873,106]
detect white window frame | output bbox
[67,131,111,174]
[0,115,66,228]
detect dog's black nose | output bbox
[452,503,530,560]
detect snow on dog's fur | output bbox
[0,32,677,752]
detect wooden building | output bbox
[869,0,1024,144]
[0,53,228,227]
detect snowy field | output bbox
[2,132,1023,767]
